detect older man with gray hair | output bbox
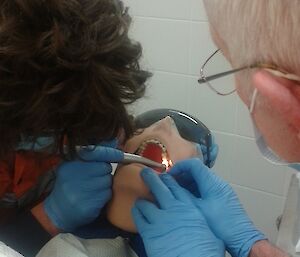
[132,1,300,257]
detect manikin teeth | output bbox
[136,139,166,156]
[135,138,172,172]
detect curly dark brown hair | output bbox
[0,0,151,159]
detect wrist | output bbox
[249,240,290,257]
[31,202,61,236]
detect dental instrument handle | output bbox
[121,153,166,170]
[71,146,166,170]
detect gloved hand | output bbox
[197,133,219,168]
[132,168,225,257]
[44,144,123,232]
[169,158,266,257]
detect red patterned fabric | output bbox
[0,152,60,199]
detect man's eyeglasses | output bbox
[198,49,300,96]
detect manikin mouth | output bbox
[135,139,172,172]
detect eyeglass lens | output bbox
[202,50,236,95]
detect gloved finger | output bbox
[78,146,124,162]
[84,162,113,177]
[192,197,207,213]
[99,138,118,148]
[170,167,201,197]
[195,143,204,160]
[61,161,113,177]
[169,158,219,199]
[168,160,200,197]
[199,143,219,168]
[209,143,219,167]
[79,175,112,191]
[132,205,149,232]
[141,168,175,209]
[135,199,161,223]
[80,189,112,216]
[160,173,193,203]
[88,189,112,206]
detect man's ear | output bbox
[253,70,300,130]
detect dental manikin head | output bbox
[203,1,300,165]
[106,109,213,232]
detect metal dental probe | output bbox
[71,146,166,171]
[117,152,167,171]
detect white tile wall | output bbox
[187,76,238,133]
[188,22,215,76]
[190,0,207,21]
[231,136,287,196]
[132,17,190,74]
[125,0,292,244]
[232,184,285,243]
[212,132,234,181]
[236,100,255,138]
[136,0,191,20]
[132,71,190,114]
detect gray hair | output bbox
[203,0,300,76]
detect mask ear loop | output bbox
[246,66,300,166]
[249,88,258,114]
[265,68,300,140]
[249,66,300,115]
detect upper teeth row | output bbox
[136,139,167,156]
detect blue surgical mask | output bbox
[250,88,300,171]
[16,136,54,151]
[289,163,300,172]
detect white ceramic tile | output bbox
[189,21,217,76]
[130,71,190,115]
[122,0,139,15]
[190,0,207,21]
[187,77,238,134]
[135,0,191,20]
[231,136,287,196]
[211,131,234,182]
[236,99,255,138]
[283,167,296,197]
[232,185,285,244]
[131,17,190,74]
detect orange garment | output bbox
[0,156,13,199]
[0,151,61,200]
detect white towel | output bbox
[36,234,138,257]
[0,242,24,257]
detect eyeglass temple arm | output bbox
[198,66,248,84]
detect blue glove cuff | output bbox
[237,233,267,257]
[44,196,73,232]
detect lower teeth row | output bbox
[136,139,167,156]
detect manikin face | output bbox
[106,116,202,232]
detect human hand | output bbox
[44,144,123,232]
[132,168,225,257]
[170,158,266,257]
[199,133,219,168]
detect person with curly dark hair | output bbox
[0,0,150,256]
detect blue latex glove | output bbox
[197,133,219,168]
[44,145,123,232]
[132,168,225,257]
[169,158,266,257]
[182,134,218,197]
